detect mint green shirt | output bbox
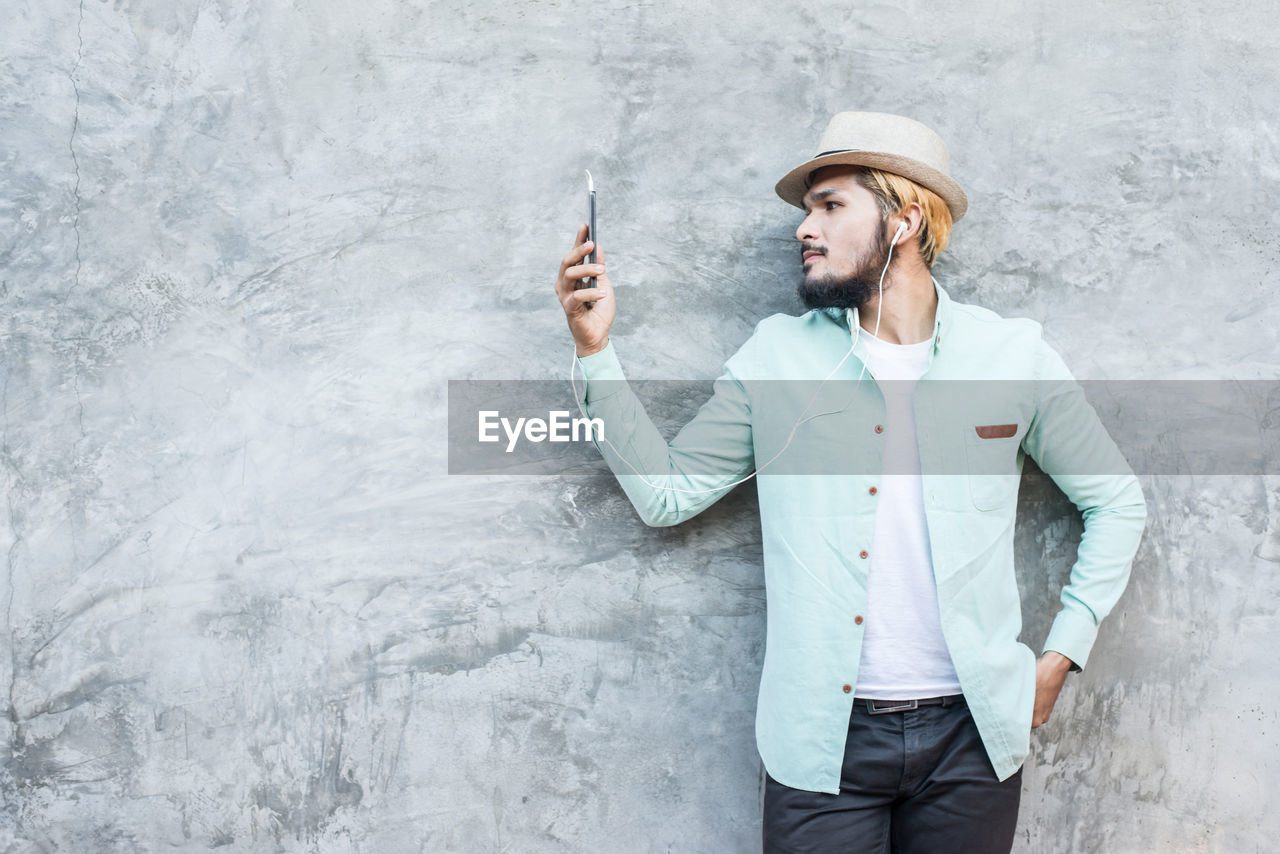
[573,278,1147,792]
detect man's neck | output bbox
[857,266,937,345]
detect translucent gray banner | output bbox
[447,379,1280,476]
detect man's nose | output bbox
[795,212,819,243]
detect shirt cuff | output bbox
[575,340,627,404]
[1043,607,1097,672]
[576,340,623,379]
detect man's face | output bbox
[795,166,892,312]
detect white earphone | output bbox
[570,219,911,495]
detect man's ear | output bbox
[892,204,926,248]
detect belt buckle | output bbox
[866,699,918,714]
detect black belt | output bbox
[854,695,965,714]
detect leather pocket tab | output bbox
[974,423,1018,439]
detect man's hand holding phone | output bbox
[555,222,615,358]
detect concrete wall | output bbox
[2,0,1277,850]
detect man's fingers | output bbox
[565,262,605,283]
[567,223,589,253]
[569,286,609,303]
[560,239,595,272]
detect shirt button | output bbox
[874,424,884,434]
[842,684,852,694]
[859,550,869,559]
[868,486,877,495]
[854,615,864,625]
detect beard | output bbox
[796,222,892,311]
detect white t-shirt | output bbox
[853,329,963,699]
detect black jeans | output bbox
[762,697,1023,853]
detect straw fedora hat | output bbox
[775,111,968,222]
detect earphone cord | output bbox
[569,225,901,495]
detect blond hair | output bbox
[851,166,953,268]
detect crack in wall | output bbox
[3,367,18,743]
[68,0,85,292]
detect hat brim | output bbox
[775,151,968,222]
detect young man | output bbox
[553,112,1146,853]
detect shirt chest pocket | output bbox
[964,422,1023,510]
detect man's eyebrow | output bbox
[801,187,844,213]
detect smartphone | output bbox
[585,169,597,290]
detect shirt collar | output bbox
[817,275,952,354]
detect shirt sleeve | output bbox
[1019,334,1148,671]
[573,336,756,527]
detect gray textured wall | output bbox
[2,0,1278,851]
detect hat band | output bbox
[804,149,864,188]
